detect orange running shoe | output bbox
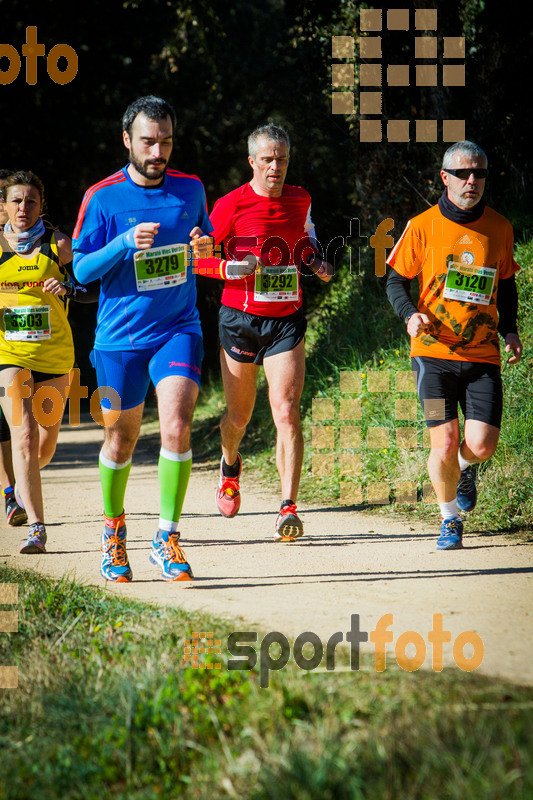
[100,512,132,582]
[150,530,193,581]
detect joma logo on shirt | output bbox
[17,265,39,272]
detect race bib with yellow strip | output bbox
[134,243,189,292]
[254,265,299,302]
[443,263,496,305]
[4,305,51,340]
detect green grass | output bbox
[196,239,533,537]
[1,564,533,799]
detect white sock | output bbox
[439,498,459,519]
[458,447,471,472]
[158,518,179,535]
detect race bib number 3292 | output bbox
[254,265,299,302]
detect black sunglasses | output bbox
[443,168,488,179]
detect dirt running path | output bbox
[2,419,532,684]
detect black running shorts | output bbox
[219,305,307,365]
[411,356,503,429]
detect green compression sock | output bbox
[158,448,192,525]
[99,451,132,518]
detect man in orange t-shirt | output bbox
[386,141,522,550]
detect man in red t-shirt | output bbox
[196,124,332,540]
[386,140,522,550]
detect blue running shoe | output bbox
[436,517,464,550]
[457,466,477,512]
[101,513,132,582]
[150,530,194,581]
[19,523,47,554]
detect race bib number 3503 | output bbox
[134,243,189,292]
[254,265,299,302]
[3,305,51,340]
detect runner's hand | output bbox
[133,222,160,250]
[504,333,523,364]
[189,227,214,259]
[308,255,333,282]
[43,278,67,296]
[407,313,430,338]
[227,253,260,277]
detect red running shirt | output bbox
[200,182,316,317]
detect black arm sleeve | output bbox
[63,261,100,303]
[497,274,518,336]
[386,268,418,322]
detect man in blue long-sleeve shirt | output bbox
[73,95,212,583]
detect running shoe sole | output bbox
[274,515,304,542]
[19,540,46,554]
[7,506,28,527]
[149,552,194,581]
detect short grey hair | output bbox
[442,140,488,169]
[248,124,290,160]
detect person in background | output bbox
[0,170,84,553]
[194,123,332,541]
[0,169,27,526]
[386,141,522,550]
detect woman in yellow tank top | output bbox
[0,171,75,554]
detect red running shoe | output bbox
[274,504,304,542]
[216,454,242,518]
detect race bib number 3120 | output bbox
[443,264,496,305]
[134,243,189,292]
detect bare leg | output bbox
[0,368,43,523]
[156,374,199,452]
[0,440,15,490]
[461,419,500,463]
[263,340,305,501]
[427,420,461,504]
[219,348,259,466]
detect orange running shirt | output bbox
[387,205,519,364]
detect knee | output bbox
[467,439,497,462]
[11,417,38,457]
[272,399,301,430]
[163,416,192,451]
[429,426,460,463]
[105,431,137,463]
[223,407,252,432]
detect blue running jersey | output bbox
[72,166,213,350]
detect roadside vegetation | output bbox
[1,564,532,799]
